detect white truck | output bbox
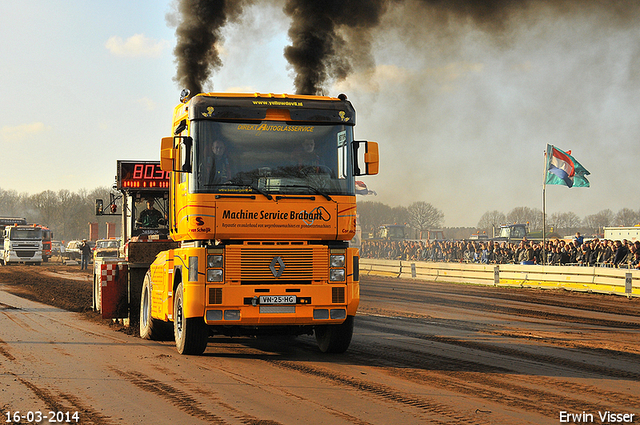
[0,218,43,265]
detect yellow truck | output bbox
[141,92,379,354]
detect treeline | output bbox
[358,201,446,238]
[477,207,640,237]
[4,190,636,243]
[0,187,111,242]
[358,201,640,240]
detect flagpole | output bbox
[542,146,547,265]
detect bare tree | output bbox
[0,188,30,218]
[391,206,410,228]
[614,208,640,227]
[357,201,411,237]
[583,209,614,236]
[30,190,59,226]
[407,201,444,238]
[549,211,582,236]
[506,206,544,230]
[477,210,506,234]
[357,201,395,236]
[0,186,112,241]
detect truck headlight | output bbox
[207,269,223,282]
[207,255,223,268]
[330,254,345,268]
[330,268,345,281]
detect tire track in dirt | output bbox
[1,308,37,333]
[0,337,16,361]
[342,320,640,420]
[266,359,490,425]
[388,366,629,420]
[194,356,376,425]
[488,329,640,359]
[358,320,640,380]
[347,339,640,412]
[202,342,457,424]
[154,352,372,425]
[343,342,546,415]
[364,288,640,329]
[215,340,488,424]
[365,277,640,317]
[112,369,229,424]
[15,375,114,425]
[150,362,288,425]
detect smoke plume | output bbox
[171,0,640,96]
[283,0,640,95]
[283,0,388,95]
[171,0,250,96]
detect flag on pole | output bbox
[545,145,590,188]
[355,181,377,195]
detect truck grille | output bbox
[16,251,37,258]
[226,243,328,284]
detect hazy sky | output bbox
[2,1,639,227]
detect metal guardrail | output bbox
[360,258,639,298]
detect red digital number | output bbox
[133,164,144,179]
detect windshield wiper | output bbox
[280,185,333,201]
[249,184,273,200]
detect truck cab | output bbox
[142,92,379,355]
[493,224,528,242]
[378,224,407,240]
[1,224,43,265]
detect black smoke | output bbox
[170,0,640,96]
[283,0,388,95]
[171,0,250,96]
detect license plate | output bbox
[259,295,296,305]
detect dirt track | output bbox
[1,264,639,424]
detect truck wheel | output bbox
[315,315,354,353]
[140,273,172,341]
[173,283,208,355]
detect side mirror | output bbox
[364,142,379,175]
[160,136,192,173]
[95,199,104,216]
[352,141,379,176]
[160,137,175,172]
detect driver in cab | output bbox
[292,138,321,171]
[137,199,166,228]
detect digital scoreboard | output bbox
[117,160,170,190]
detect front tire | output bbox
[315,315,354,353]
[173,283,209,355]
[140,273,172,340]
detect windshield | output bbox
[191,121,354,196]
[499,226,526,239]
[96,240,119,249]
[512,226,526,239]
[388,227,405,239]
[381,226,405,239]
[9,228,43,240]
[134,197,168,230]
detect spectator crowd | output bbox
[360,235,640,269]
